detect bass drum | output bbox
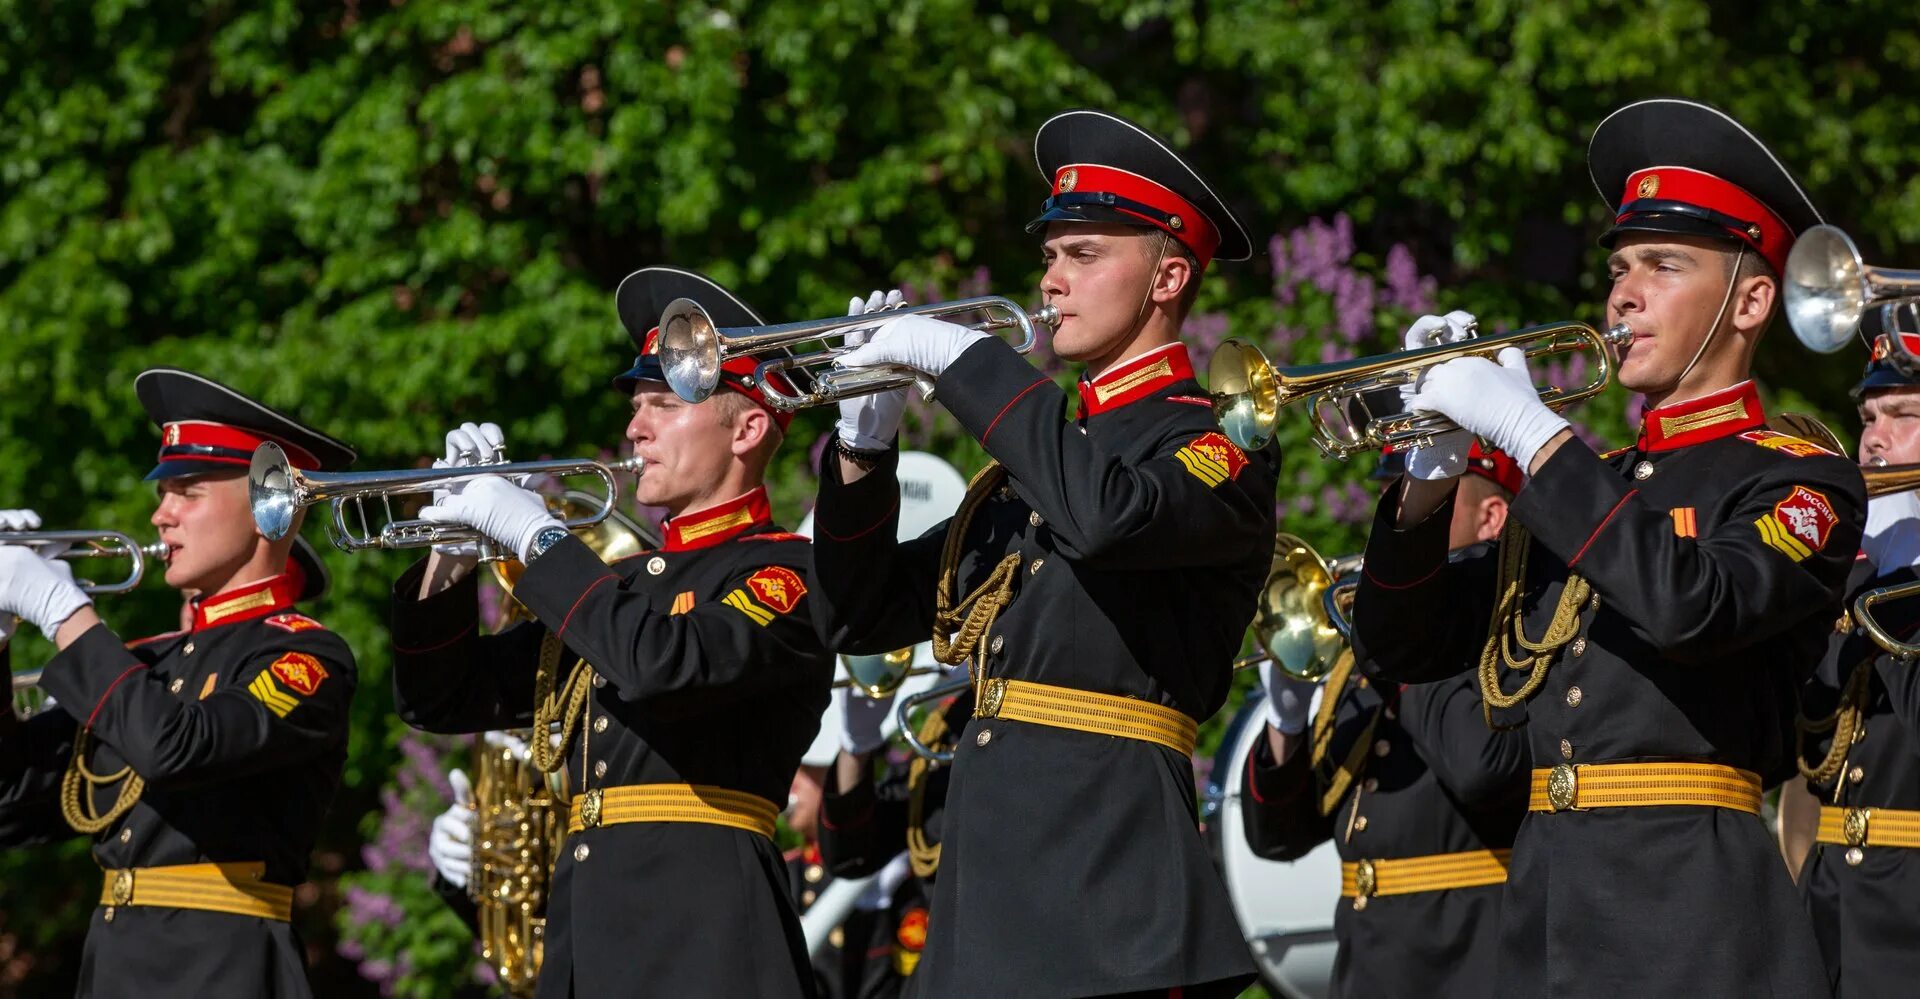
[1202,696,1339,999]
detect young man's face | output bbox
[1604,232,1753,394]
[1038,222,1167,363]
[151,472,262,594]
[624,384,747,511]
[1859,386,1920,467]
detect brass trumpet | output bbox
[1231,534,1362,680]
[249,442,642,560]
[1208,321,1632,455]
[832,647,940,698]
[1854,582,1920,660]
[656,296,1059,409]
[1865,461,1920,498]
[0,531,165,594]
[1784,224,1920,361]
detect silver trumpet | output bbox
[249,442,643,561]
[897,674,972,763]
[1785,223,1920,367]
[656,295,1060,410]
[0,531,164,594]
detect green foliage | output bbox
[5,1,1920,994]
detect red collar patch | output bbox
[192,571,302,632]
[1637,381,1766,452]
[664,488,773,551]
[1079,343,1194,417]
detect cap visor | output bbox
[144,459,250,482]
[1025,204,1165,235]
[1598,214,1742,249]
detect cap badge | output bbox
[1057,168,1078,194]
[1746,224,1763,241]
[163,423,181,446]
[1167,215,1184,231]
[1636,174,1661,199]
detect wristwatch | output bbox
[525,526,571,562]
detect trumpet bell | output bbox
[658,298,726,403]
[1209,340,1281,452]
[1784,224,1868,354]
[1253,534,1347,681]
[250,442,301,542]
[837,648,922,698]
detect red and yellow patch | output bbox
[745,532,810,543]
[670,591,695,615]
[1738,430,1835,458]
[270,652,329,696]
[895,907,928,952]
[263,612,325,633]
[722,567,808,625]
[1175,432,1249,487]
[1671,507,1698,539]
[1754,485,1837,563]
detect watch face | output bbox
[532,526,569,557]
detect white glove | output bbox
[482,729,532,761]
[418,475,564,563]
[836,682,896,755]
[836,312,988,383]
[0,545,93,637]
[836,290,911,451]
[1398,311,1478,481]
[1405,347,1568,474]
[429,767,475,889]
[431,423,507,558]
[1259,661,1320,735]
[0,509,42,532]
[1864,491,1920,575]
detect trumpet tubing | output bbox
[1209,321,1631,455]
[0,531,162,594]
[656,295,1059,409]
[1854,581,1920,660]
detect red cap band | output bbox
[1465,441,1524,495]
[1052,163,1221,268]
[1617,167,1793,274]
[159,421,320,471]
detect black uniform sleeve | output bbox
[390,561,544,734]
[1238,729,1335,861]
[1514,440,1865,662]
[0,705,79,846]
[433,871,480,935]
[818,767,910,879]
[1351,487,1500,684]
[935,339,1275,570]
[810,446,947,657]
[36,622,356,789]
[509,537,825,718]
[1395,673,1530,804]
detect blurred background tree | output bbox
[3,0,1916,994]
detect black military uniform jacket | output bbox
[1798,558,1920,997]
[0,572,356,999]
[1241,667,1528,998]
[1353,382,1863,998]
[813,340,1274,998]
[389,487,831,999]
[788,840,929,999]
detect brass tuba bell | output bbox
[1235,533,1362,680]
[832,647,938,698]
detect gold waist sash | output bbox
[99,862,293,921]
[1817,805,1920,849]
[1339,848,1513,901]
[566,783,779,838]
[1528,762,1762,815]
[975,678,1197,757]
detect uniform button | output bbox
[168,678,184,694]
[1566,686,1583,708]
[592,673,606,689]
[1354,815,1369,832]
[1853,723,1867,744]
[976,728,992,747]
[828,926,845,949]
[1559,739,1574,760]
[1633,460,1654,480]
[1850,766,1865,783]
[1383,705,1397,721]
[1028,558,1045,575]
[801,889,817,906]
[1352,895,1369,911]
[805,864,824,884]
[119,829,132,843]
[103,908,115,923]
[1362,777,1378,793]
[574,843,590,862]
[593,716,609,734]
[1570,637,1587,657]
[1588,592,1601,612]
[1372,739,1390,758]
[1846,846,1865,866]
[646,556,666,575]
[989,635,1004,655]
[593,760,608,778]
[1029,511,1044,528]
[183,642,195,655]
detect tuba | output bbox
[1232,533,1362,680]
[467,494,658,996]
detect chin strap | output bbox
[1673,244,1748,388]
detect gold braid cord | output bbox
[1477,519,1590,728]
[61,727,144,835]
[529,632,592,776]
[905,708,951,878]
[931,463,1023,705]
[1797,655,1873,785]
[1308,648,1383,817]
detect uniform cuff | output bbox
[935,337,1063,452]
[390,559,482,653]
[514,535,624,637]
[814,444,903,544]
[1245,729,1313,807]
[820,773,877,831]
[37,623,139,723]
[1509,439,1635,568]
[1360,483,1454,590]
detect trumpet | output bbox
[249,442,642,560]
[1784,224,1920,362]
[831,648,940,698]
[1854,582,1920,660]
[0,531,164,594]
[1209,321,1632,455]
[897,674,972,763]
[656,296,1060,409]
[1865,461,1920,498]
[1231,534,1362,680]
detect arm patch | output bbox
[1175,432,1249,487]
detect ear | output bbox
[1730,269,1777,336]
[1150,250,1194,308]
[729,405,771,457]
[1478,494,1510,543]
